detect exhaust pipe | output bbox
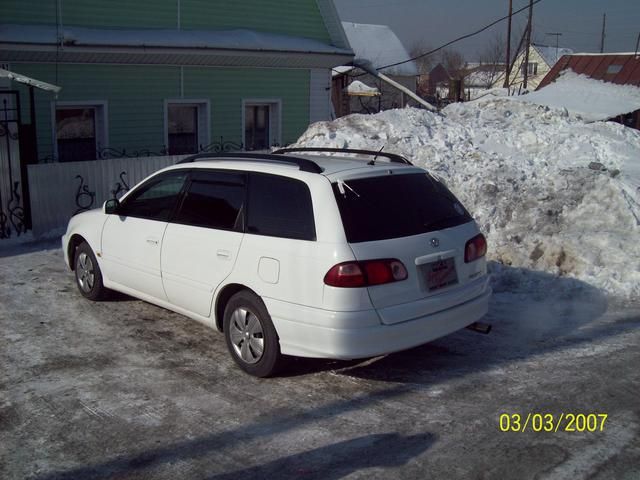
[466,321,492,334]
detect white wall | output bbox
[309,68,332,124]
[28,155,185,236]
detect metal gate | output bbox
[0,91,28,239]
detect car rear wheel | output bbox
[223,291,282,377]
[74,242,107,301]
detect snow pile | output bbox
[347,80,380,96]
[295,101,640,298]
[517,70,640,121]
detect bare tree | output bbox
[478,32,507,87]
[408,41,435,75]
[440,48,466,78]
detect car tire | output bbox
[223,291,282,377]
[74,241,108,301]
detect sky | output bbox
[334,0,640,63]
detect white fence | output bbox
[28,155,186,236]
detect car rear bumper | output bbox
[265,286,491,360]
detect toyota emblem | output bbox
[430,238,439,247]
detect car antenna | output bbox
[368,145,385,165]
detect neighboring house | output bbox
[421,64,451,98]
[496,43,573,91]
[537,53,640,130]
[463,62,506,88]
[420,64,467,103]
[332,22,418,116]
[0,0,353,162]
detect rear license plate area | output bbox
[423,257,458,291]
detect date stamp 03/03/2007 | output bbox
[499,413,608,433]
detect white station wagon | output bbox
[62,148,491,377]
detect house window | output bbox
[243,100,281,151]
[522,62,538,76]
[54,103,107,162]
[165,101,210,155]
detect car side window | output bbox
[247,173,316,241]
[118,171,187,221]
[174,170,246,231]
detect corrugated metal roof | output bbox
[538,53,640,90]
[1,48,351,69]
[0,24,353,69]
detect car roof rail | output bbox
[272,147,413,165]
[175,152,323,173]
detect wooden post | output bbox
[600,13,606,53]
[523,0,533,90]
[503,0,513,88]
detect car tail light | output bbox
[464,234,487,263]
[324,259,408,288]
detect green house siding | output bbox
[180,0,330,42]
[183,68,309,147]
[1,0,331,42]
[11,64,310,161]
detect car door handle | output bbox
[146,237,159,245]
[216,249,231,259]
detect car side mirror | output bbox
[104,198,120,215]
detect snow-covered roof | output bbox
[517,70,640,121]
[0,24,351,55]
[347,80,380,96]
[332,65,355,77]
[340,22,418,76]
[532,43,574,67]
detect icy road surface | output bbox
[1,243,639,479]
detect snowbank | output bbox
[296,101,640,298]
[516,70,640,121]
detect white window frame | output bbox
[164,99,210,154]
[522,62,538,76]
[51,100,108,161]
[242,98,282,150]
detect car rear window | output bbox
[332,172,472,243]
[247,173,316,241]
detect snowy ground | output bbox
[295,100,640,299]
[1,245,639,479]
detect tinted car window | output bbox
[174,171,246,230]
[247,173,315,241]
[333,172,472,243]
[118,171,187,221]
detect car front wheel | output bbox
[223,291,282,377]
[74,241,107,301]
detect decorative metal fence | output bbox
[37,137,244,163]
[27,137,247,237]
[0,92,27,240]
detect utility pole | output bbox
[523,0,533,90]
[546,32,563,62]
[600,13,606,53]
[503,0,513,88]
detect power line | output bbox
[375,0,546,71]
